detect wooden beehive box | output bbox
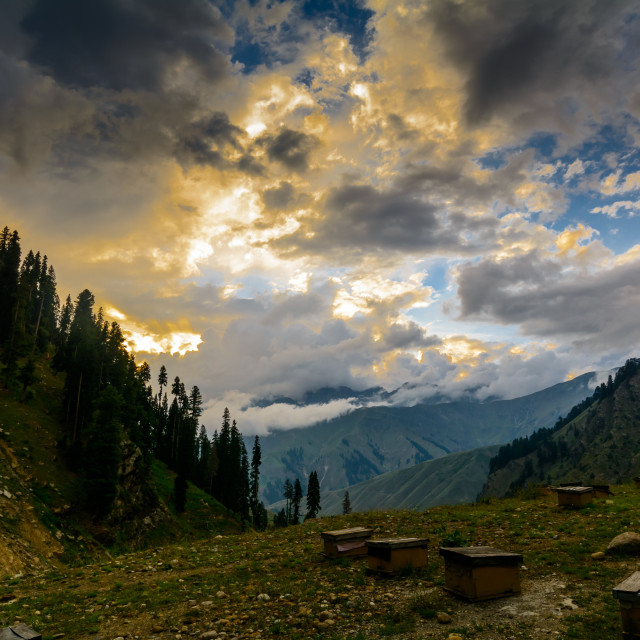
[591,484,612,499]
[366,537,428,575]
[556,485,593,507]
[321,527,373,558]
[439,546,522,602]
[613,571,640,639]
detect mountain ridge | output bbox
[481,359,640,498]
[256,372,598,504]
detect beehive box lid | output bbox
[0,625,42,640]
[439,546,523,566]
[555,486,593,495]
[367,537,428,550]
[321,527,373,541]
[613,571,640,602]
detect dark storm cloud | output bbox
[258,127,320,172]
[0,52,95,168]
[383,322,440,351]
[261,182,312,218]
[21,0,232,92]
[175,112,244,168]
[455,252,640,349]
[262,182,295,211]
[428,0,639,126]
[271,178,500,259]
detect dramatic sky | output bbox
[3,0,640,434]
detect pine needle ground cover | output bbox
[2,485,639,640]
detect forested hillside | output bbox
[0,226,267,541]
[481,358,640,498]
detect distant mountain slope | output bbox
[318,444,501,515]
[481,360,640,498]
[257,372,597,504]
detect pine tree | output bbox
[0,229,21,347]
[292,478,303,524]
[342,490,352,515]
[195,425,211,489]
[214,409,232,504]
[250,435,262,526]
[283,479,293,524]
[239,446,251,523]
[157,364,167,402]
[64,289,101,445]
[84,385,123,516]
[306,470,321,519]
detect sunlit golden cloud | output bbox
[3,0,640,414]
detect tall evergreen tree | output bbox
[239,446,251,524]
[306,470,321,519]
[157,364,167,401]
[342,490,352,515]
[0,229,21,346]
[84,385,123,516]
[250,435,262,526]
[292,478,303,524]
[283,479,293,524]
[63,289,101,445]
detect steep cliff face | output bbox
[482,369,640,498]
[96,439,171,547]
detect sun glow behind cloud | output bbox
[106,308,202,356]
[3,0,640,417]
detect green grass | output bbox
[1,356,638,639]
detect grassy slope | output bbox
[483,370,640,498]
[257,373,597,503]
[0,357,240,573]
[319,444,502,515]
[1,484,637,640]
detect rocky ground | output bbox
[2,488,638,640]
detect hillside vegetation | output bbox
[2,482,638,640]
[482,359,640,498]
[0,358,241,577]
[319,444,502,515]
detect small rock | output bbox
[560,597,578,610]
[591,551,605,560]
[317,619,335,629]
[256,593,270,601]
[318,611,333,621]
[608,532,640,555]
[437,611,452,624]
[217,591,226,598]
[201,633,218,640]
